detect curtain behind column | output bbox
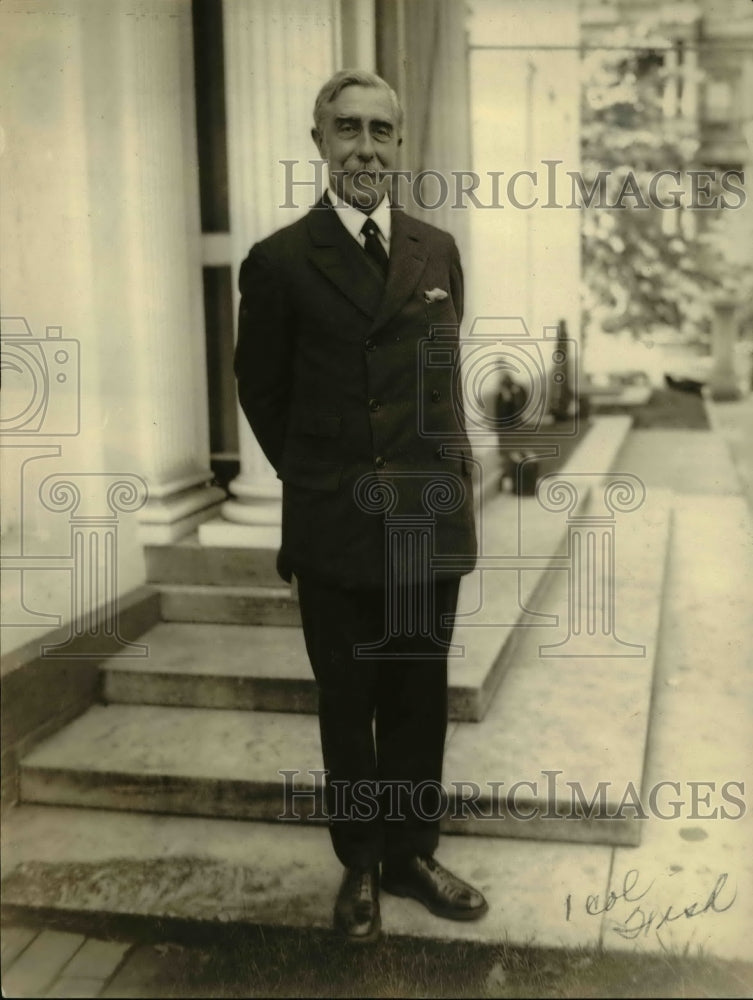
[376,0,472,257]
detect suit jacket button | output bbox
[365,339,376,351]
[369,398,381,412]
[375,456,386,468]
[431,389,441,402]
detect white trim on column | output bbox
[116,0,224,544]
[199,0,340,547]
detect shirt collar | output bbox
[326,187,391,245]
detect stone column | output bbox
[117,0,224,543]
[200,0,338,546]
[1,0,106,649]
[708,297,741,402]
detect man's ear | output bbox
[311,127,324,155]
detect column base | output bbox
[220,496,281,526]
[138,484,225,545]
[197,472,282,545]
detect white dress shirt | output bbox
[326,188,391,257]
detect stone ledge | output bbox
[1,586,160,678]
[145,534,281,587]
[158,583,298,626]
[0,587,161,814]
[0,805,611,950]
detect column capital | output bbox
[536,473,646,520]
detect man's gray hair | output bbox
[313,69,404,132]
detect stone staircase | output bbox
[1,415,676,935]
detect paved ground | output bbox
[2,392,752,997]
[706,392,753,510]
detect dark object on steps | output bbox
[664,373,705,395]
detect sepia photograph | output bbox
[1,0,752,996]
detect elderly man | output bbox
[235,69,487,942]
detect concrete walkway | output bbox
[601,416,753,959]
[706,392,753,509]
[2,408,752,995]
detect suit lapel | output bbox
[369,209,428,335]
[306,199,384,320]
[306,200,430,334]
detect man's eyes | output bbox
[335,121,393,141]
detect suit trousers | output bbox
[296,575,460,870]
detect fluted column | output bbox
[118,0,224,543]
[200,0,338,545]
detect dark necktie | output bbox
[361,217,389,280]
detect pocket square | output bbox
[424,287,448,303]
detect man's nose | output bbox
[356,130,376,162]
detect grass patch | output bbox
[100,925,753,999]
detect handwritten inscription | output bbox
[566,868,736,940]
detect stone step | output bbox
[99,615,566,725]
[158,583,299,626]
[443,490,673,847]
[0,804,611,949]
[107,416,635,722]
[103,624,317,714]
[18,703,321,823]
[18,488,672,846]
[145,528,281,588]
[101,607,555,723]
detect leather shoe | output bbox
[333,867,381,943]
[381,855,488,921]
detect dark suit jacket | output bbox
[234,198,477,588]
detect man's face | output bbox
[312,85,401,210]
